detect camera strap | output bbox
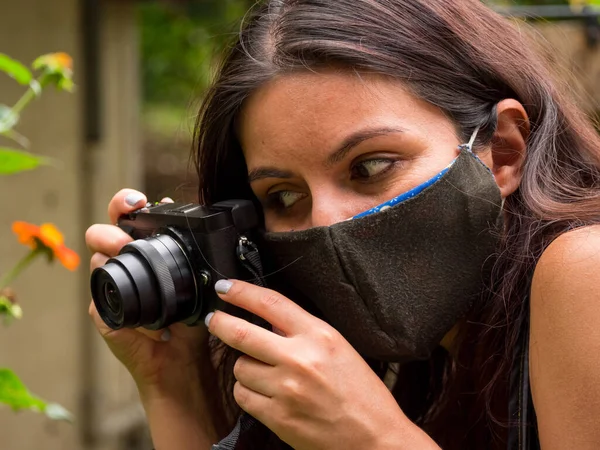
[236,236,265,287]
[211,236,265,450]
[212,412,258,450]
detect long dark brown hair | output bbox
[192,1,600,448]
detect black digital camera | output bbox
[90,200,260,330]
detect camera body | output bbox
[91,200,259,331]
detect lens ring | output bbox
[91,234,196,331]
[91,264,141,329]
[123,239,178,330]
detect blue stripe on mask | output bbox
[352,157,458,220]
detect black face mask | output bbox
[258,136,503,361]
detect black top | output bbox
[507,319,540,450]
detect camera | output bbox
[90,200,260,330]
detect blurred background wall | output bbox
[0,0,144,449]
[0,1,600,449]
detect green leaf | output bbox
[0,148,48,174]
[0,369,73,422]
[0,54,33,85]
[0,105,19,133]
[0,369,46,413]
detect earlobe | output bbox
[490,99,530,198]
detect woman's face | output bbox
[239,71,469,232]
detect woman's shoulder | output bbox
[529,224,600,448]
[532,224,600,302]
[534,224,600,272]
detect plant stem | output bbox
[11,88,36,116]
[0,250,40,291]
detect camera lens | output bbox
[91,234,198,330]
[103,282,122,316]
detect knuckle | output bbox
[314,327,338,345]
[231,324,251,347]
[280,377,301,398]
[279,378,311,411]
[293,353,324,375]
[314,327,341,357]
[260,291,283,310]
[233,382,250,409]
[232,356,246,380]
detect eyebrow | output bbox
[248,167,293,183]
[247,126,405,183]
[326,126,405,167]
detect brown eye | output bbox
[351,159,396,180]
[267,190,307,210]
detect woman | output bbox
[86,1,600,449]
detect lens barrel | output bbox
[91,234,198,330]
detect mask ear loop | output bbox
[459,125,505,210]
[458,126,481,153]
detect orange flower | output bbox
[12,221,80,271]
[32,52,75,92]
[33,52,73,72]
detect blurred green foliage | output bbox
[140,0,252,107]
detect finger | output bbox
[90,252,109,272]
[207,311,285,365]
[215,280,313,336]
[86,224,133,257]
[89,299,166,342]
[160,197,174,203]
[233,355,276,397]
[108,189,147,225]
[233,380,271,419]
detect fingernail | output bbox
[160,329,171,342]
[215,279,233,294]
[125,192,145,206]
[204,312,214,328]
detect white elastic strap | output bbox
[464,126,481,152]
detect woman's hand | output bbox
[85,189,222,447]
[207,279,440,450]
[86,189,208,392]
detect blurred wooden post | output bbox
[85,0,149,448]
[0,0,144,449]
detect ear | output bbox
[485,99,530,198]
